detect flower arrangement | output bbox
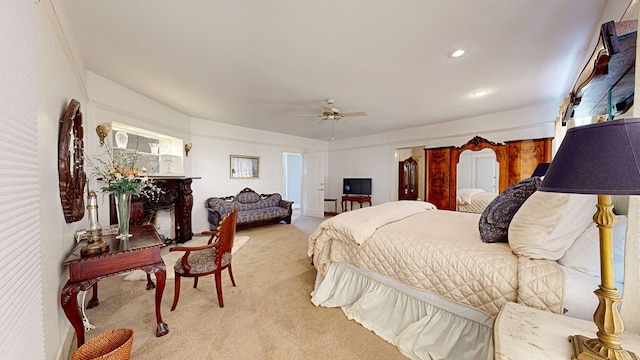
[87,145,161,199]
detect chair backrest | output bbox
[215,207,238,265]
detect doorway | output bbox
[395,146,425,201]
[283,152,302,210]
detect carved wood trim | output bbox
[454,135,502,149]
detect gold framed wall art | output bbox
[230,155,260,179]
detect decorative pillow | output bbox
[558,215,627,283]
[478,176,542,243]
[508,191,597,260]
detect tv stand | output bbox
[341,195,372,212]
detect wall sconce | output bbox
[185,143,192,157]
[95,123,111,145]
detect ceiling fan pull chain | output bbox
[331,120,335,140]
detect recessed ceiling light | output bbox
[448,48,467,58]
[472,89,490,97]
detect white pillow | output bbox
[558,215,627,283]
[508,191,598,260]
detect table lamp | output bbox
[539,118,640,359]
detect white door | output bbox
[475,156,497,193]
[302,151,326,217]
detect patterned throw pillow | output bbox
[478,176,542,243]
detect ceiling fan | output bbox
[296,98,367,122]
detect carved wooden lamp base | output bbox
[570,335,638,360]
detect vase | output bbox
[115,131,129,149]
[149,142,160,154]
[115,192,133,239]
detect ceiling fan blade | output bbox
[341,111,367,117]
[321,105,335,113]
[339,118,353,126]
[295,114,323,117]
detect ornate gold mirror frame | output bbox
[58,99,86,223]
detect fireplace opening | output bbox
[143,205,175,242]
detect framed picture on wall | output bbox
[230,155,260,179]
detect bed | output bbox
[308,190,628,359]
[456,188,498,213]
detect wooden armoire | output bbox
[399,157,419,200]
[425,136,552,210]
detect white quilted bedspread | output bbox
[308,203,565,317]
[456,192,498,213]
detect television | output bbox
[343,178,372,195]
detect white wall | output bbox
[36,1,90,359]
[329,145,394,211]
[87,72,192,143]
[190,118,327,232]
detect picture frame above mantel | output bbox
[230,155,260,179]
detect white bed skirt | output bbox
[311,262,494,360]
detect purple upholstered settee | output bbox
[205,188,293,230]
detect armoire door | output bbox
[505,138,553,186]
[425,147,452,209]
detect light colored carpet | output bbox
[64,215,407,360]
[122,235,250,281]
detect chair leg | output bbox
[171,273,181,311]
[214,272,224,308]
[193,277,199,288]
[228,264,236,287]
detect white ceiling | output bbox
[61,0,616,141]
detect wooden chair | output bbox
[170,208,238,310]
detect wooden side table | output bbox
[341,195,372,212]
[494,302,640,359]
[61,225,169,347]
[324,198,338,215]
